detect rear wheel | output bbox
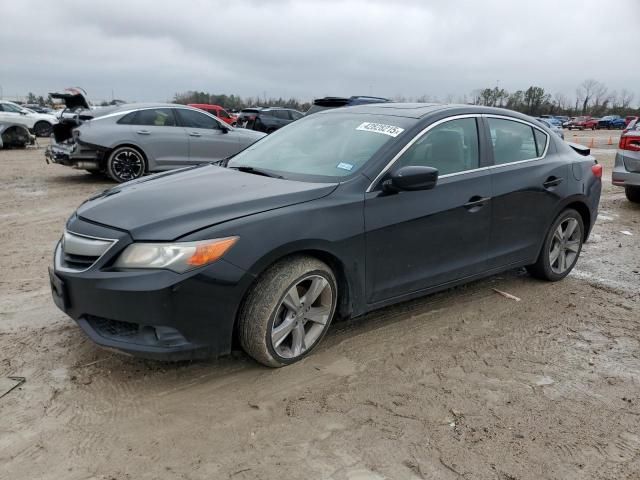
[527,209,584,281]
[626,186,640,203]
[238,256,337,367]
[106,146,146,183]
[33,121,52,137]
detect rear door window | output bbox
[127,108,177,127]
[488,118,540,165]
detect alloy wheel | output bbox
[271,275,333,359]
[549,218,581,274]
[111,149,144,182]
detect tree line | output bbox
[469,79,636,117]
[20,78,638,118]
[172,91,311,112]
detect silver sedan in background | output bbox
[46,103,266,182]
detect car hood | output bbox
[76,165,338,240]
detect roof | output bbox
[317,103,545,122]
[319,102,449,118]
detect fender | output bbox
[243,238,366,319]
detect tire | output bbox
[626,186,640,203]
[238,256,338,367]
[106,146,146,183]
[527,209,584,281]
[33,121,52,137]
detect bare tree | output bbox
[553,92,569,111]
[619,89,635,109]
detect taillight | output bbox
[591,163,602,178]
[619,135,640,152]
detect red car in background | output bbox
[188,104,237,125]
[566,116,599,130]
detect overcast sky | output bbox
[2,0,638,104]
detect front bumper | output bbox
[49,218,254,361]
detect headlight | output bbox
[114,237,238,273]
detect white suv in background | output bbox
[0,100,58,137]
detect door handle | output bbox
[189,132,202,137]
[464,195,491,211]
[543,176,563,188]
[136,130,150,135]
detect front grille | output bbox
[84,315,189,347]
[87,316,140,339]
[58,230,116,271]
[63,252,99,269]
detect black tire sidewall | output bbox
[34,121,52,137]
[625,186,640,203]
[265,269,337,366]
[539,209,584,281]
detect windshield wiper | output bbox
[228,165,284,179]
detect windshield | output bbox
[228,113,414,180]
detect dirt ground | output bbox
[1,129,639,480]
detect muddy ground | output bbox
[1,129,639,480]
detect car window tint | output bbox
[3,103,23,113]
[117,111,138,125]
[177,109,220,129]
[131,108,176,127]
[273,110,290,120]
[488,118,538,164]
[396,118,480,175]
[219,109,230,119]
[260,111,275,118]
[291,111,303,120]
[534,129,548,156]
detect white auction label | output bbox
[356,122,405,137]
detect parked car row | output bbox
[0,100,58,137]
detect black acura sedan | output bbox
[50,104,602,367]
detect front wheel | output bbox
[238,256,337,367]
[106,146,146,183]
[33,121,53,137]
[626,186,640,203]
[527,209,584,281]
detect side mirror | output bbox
[220,124,230,134]
[20,110,28,115]
[382,166,438,193]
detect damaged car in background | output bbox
[0,123,35,149]
[46,102,266,182]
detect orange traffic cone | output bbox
[588,137,595,148]
[607,136,613,145]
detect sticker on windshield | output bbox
[356,122,404,137]
[337,162,354,171]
